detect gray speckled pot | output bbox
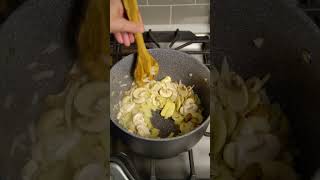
[110,49,210,159]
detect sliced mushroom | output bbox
[74,82,108,117]
[136,124,150,137]
[133,113,145,126]
[151,83,162,93]
[180,98,198,115]
[121,102,135,114]
[159,88,173,98]
[132,87,148,104]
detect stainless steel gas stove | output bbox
[110,30,210,180]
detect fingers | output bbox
[129,33,135,43]
[122,32,130,47]
[114,33,123,44]
[117,18,144,33]
[115,32,134,46]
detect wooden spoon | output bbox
[122,0,159,87]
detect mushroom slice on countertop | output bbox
[74,81,108,117]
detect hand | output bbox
[110,0,144,47]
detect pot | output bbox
[110,49,210,159]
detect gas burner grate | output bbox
[112,149,201,180]
[110,29,210,67]
[150,150,198,180]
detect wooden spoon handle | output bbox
[122,0,146,51]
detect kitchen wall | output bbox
[138,0,210,33]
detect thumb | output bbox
[113,18,144,33]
